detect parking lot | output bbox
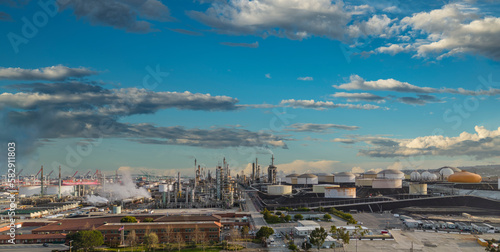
[352,212,403,231]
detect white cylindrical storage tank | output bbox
[439,168,454,179]
[297,174,318,185]
[324,187,356,198]
[409,183,427,195]
[312,184,339,193]
[285,174,299,184]
[334,172,355,183]
[112,205,122,214]
[267,185,292,195]
[410,171,421,181]
[46,185,74,195]
[19,186,41,196]
[377,169,405,179]
[372,179,402,189]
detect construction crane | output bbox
[46,170,54,178]
[35,167,43,177]
[84,171,91,178]
[71,171,78,180]
[15,169,23,177]
[93,170,99,179]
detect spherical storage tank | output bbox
[334,172,355,183]
[447,171,482,183]
[377,169,405,179]
[285,173,299,184]
[410,171,421,181]
[439,168,455,179]
[421,171,438,181]
[297,174,318,185]
[267,185,292,195]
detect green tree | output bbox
[288,241,298,251]
[331,226,350,250]
[284,215,292,222]
[256,226,274,242]
[70,230,104,252]
[144,232,159,250]
[144,217,154,222]
[323,214,332,221]
[120,216,137,223]
[294,214,304,221]
[309,227,328,251]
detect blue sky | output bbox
[1,0,500,177]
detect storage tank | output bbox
[312,184,339,193]
[324,187,356,198]
[317,174,335,183]
[421,171,438,181]
[334,172,355,183]
[46,185,74,195]
[447,171,482,183]
[372,179,402,189]
[355,178,373,187]
[267,185,292,195]
[363,170,378,179]
[112,205,122,214]
[439,168,454,179]
[377,169,405,179]
[297,174,318,185]
[409,183,427,195]
[285,173,299,184]
[439,166,461,173]
[410,171,421,181]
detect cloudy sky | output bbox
[1,0,500,177]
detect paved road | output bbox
[243,190,288,252]
[0,244,69,252]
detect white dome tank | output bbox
[410,171,421,181]
[439,168,454,179]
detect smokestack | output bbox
[58,165,61,199]
[40,165,44,197]
[252,163,255,181]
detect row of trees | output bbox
[261,208,292,223]
[307,225,367,251]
